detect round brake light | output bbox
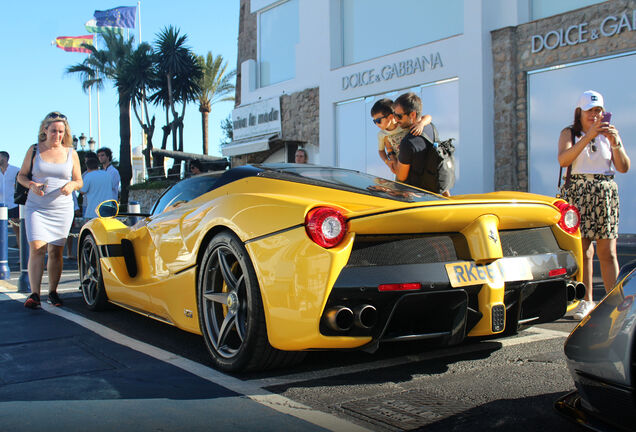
[305,207,347,248]
[554,200,580,234]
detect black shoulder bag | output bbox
[557,128,575,197]
[13,144,37,205]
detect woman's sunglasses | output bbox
[47,113,67,120]
[589,139,597,153]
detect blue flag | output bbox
[94,6,136,29]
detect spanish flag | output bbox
[54,35,94,54]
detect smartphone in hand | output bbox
[602,112,612,124]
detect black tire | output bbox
[197,231,304,372]
[79,234,109,311]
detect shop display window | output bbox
[259,0,299,87]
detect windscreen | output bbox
[257,164,442,203]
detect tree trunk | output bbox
[118,92,132,210]
[201,106,210,155]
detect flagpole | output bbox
[97,74,101,149]
[138,1,142,43]
[88,86,92,139]
[137,0,146,180]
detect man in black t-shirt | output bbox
[393,93,451,197]
[394,93,432,189]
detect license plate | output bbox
[445,261,503,287]
[445,260,533,288]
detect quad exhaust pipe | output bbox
[324,304,378,332]
[354,304,378,329]
[567,282,586,301]
[324,306,354,331]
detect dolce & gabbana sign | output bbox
[531,10,636,53]
[341,52,443,91]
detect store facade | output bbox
[227,0,635,232]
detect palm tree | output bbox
[117,42,158,171]
[152,26,202,153]
[196,53,236,155]
[67,30,134,208]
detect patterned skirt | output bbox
[560,174,619,240]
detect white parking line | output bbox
[7,269,78,280]
[0,288,370,432]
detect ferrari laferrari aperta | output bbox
[555,259,636,431]
[79,164,583,371]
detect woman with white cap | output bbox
[558,90,630,319]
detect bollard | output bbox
[0,205,10,279]
[18,205,30,293]
[128,201,141,226]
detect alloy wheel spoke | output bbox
[217,310,237,349]
[204,291,229,304]
[217,249,238,290]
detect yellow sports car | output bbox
[79,164,584,372]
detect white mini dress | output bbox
[25,147,74,246]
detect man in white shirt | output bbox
[0,151,21,242]
[97,147,120,201]
[80,157,114,219]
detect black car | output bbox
[556,259,636,431]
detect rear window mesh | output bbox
[346,235,458,267]
[346,227,561,267]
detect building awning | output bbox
[221,134,279,157]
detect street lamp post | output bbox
[88,137,96,152]
[79,133,87,150]
[73,135,78,150]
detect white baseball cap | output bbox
[577,90,604,111]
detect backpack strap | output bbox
[419,122,439,145]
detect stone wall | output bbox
[231,87,320,165]
[129,188,166,213]
[237,0,257,107]
[492,0,636,190]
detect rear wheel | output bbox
[79,234,108,311]
[197,231,304,371]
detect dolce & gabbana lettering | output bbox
[341,52,443,90]
[531,10,636,53]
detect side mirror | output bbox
[96,200,119,218]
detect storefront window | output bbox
[531,0,605,20]
[336,79,460,187]
[341,0,462,66]
[527,53,636,233]
[259,0,299,87]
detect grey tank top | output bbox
[26,146,74,208]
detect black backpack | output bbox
[418,123,456,194]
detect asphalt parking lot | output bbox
[2,232,635,431]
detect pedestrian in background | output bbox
[190,159,204,175]
[80,157,113,219]
[295,148,308,164]
[558,90,630,319]
[97,147,120,201]
[0,150,21,243]
[17,112,83,308]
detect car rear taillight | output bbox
[554,200,580,234]
[305,207,347,248]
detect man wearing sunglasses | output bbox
[393,92,449,196]
[371,99,431,175]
